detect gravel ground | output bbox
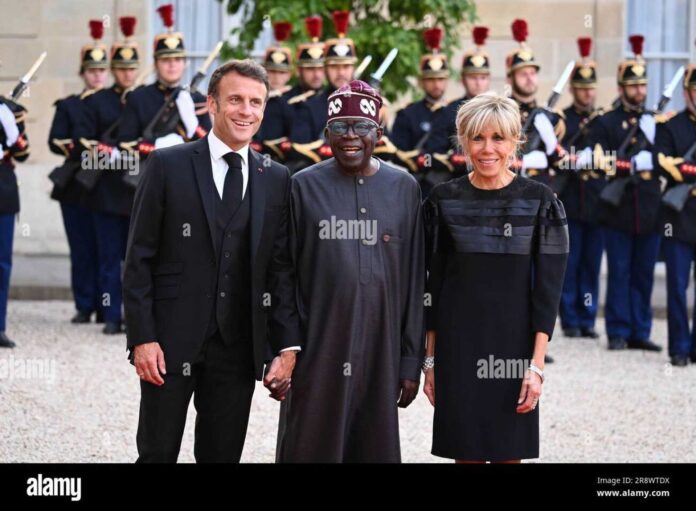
[1,300,695,463]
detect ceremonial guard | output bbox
[290,10,356,144]
[255,21,293,143]
[392,28,448,152]
[118,4,210,165]
[78,16,141,335]
[419,26,492,193]
[655,49,696,365]
[48,20,107,325]
[506,19,567,187]
[558,37,605,339]
[284,16,326,107]
[428,26,491,155]
[0,59,32,347]
[390,28,448,195]
[590,35,662,351]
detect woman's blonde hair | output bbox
[455,91,524,158]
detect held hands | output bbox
[533,113,558,156]
[134,341,166,386]
[516,367,542,414]
[398,379,419,408]
[0,103,20,147]
[175,90,199,138]
[264,351,297,401]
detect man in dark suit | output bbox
[123,59,302,463]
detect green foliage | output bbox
[220,0,477,101]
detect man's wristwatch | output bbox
[422,356,434,374]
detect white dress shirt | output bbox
[207,128,249,200]
[207,129,300,354]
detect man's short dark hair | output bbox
[208,59,270,102]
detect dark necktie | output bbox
[221,151,243,212]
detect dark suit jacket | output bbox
[123,136,302,380]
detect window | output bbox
[626,0,696,112]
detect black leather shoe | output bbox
[0,332,16,348]
[670,355,688,367]
[627,339,662,352]
[102,321,124,335]
[608,337,627,350]
[690,355,696,364]
[544,354,554,364]
[71,311,91,324]
[580,327,600,339]
[563,328,582,338]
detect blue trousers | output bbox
[662,237,696,358]
[60,203,100,314]
[560,219,604,330]
[604,228,661,340]
[0,214,14,332]
[93,212,129,322]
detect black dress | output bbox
[425,175,568,461]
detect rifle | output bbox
[600,66,685,207]
[521,60,574,153]
[4,52,80,192]
[553,108,605,195]
[141,41,222,142]
[9,52,47,101]
[353,55,372,80]
[123,42,222,189]
[368,48,398,91]
[662,138,696,212]
[75,67,153,191]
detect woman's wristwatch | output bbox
[527,363,545,383]
[422,356,435,374]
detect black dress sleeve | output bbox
[531,188,569,339]
[424,190,448,331]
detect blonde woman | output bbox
[423,92,569,463]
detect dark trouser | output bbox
[93,212,129,322]
[560,218,604,330]
[60,203,100,314]
[663,237,696,358]
[136,332,256,463]
[0,213,14,332]
[604,227,661,340]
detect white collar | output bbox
[208,128,249,167]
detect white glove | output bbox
[575,147,593,170]
[154,133,185,149]
[632,149,653,172]
[175,90,199,138]
[0,103,20,147]
[109,147,121,165]
[639,113,656,145]
[522,150,549,171]
[533,112,558,155]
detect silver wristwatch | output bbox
[422,356,434,373]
